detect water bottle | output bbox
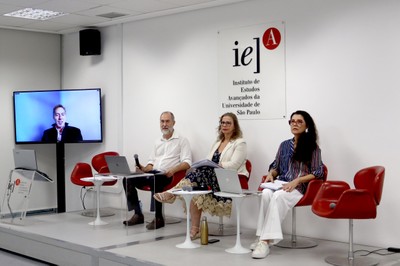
[200,216,208,245]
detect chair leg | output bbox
[209,216,236,236]
[325,219,379,266]
[276,207,317,249]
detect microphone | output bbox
[134,154,140,168]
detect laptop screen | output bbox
[13,149,38,170]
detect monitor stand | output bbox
[56,142,65,213]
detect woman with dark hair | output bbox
[154,112,248,239]
[251,110,324,259]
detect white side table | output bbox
[215,191,253,254]
[81,176,117,226]
[172,190,212,249]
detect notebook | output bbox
[105,155,143,176]
[13,149,53,182]
[260,180,288,191]
[215,168,257,195]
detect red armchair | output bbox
[70,162,94,187]
[91,151,119,186]
[70,151,120,217]
[137,170,187,223]
[312,166,385,266]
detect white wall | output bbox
[61,25,124,210]
[61,0,400,248]
[0,29,60,210]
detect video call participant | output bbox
[123,111,192,230]
[251,110,324,259]
[41,104,83,143]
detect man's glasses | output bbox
[220,121,232,126]
[288,119,305,126]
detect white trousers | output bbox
[256,189,303,245]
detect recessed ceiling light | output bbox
[4,8,67,21]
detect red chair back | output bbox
[91,151,119,173]
[70,162,94,187]
[164,170,186,191]
[238,159,252,189]
[296,164,328,206]
[91,151,119,186]
[354,166,385,205]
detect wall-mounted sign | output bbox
[218,21,286,120]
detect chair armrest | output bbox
[98,166,109,174]
[315,181,350,201]
[332,189,378,219]
[312,181,350,216]
[297,179,324,206]
[258,175,268,191]
[164,170,186,190]
[238,174,249,189]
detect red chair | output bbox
[70,162,94,187]
[137,170,187,223]
[91,151,119,186]
[70,162,98,216]
[312,166,385,266]
[70,151,120,217]
[269,164,328,248]
[239,159,252,189]
[209,159,252,236]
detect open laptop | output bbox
[105,155,143,176]
[13,149,53,182]
[215,168,257,195]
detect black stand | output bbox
[56,142,66,213]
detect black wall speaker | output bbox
[79,29,101,56]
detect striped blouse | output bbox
[269,138,324,194]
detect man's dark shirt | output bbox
[41,122,83,143]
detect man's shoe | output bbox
[123,214,144,226]
[252,241,270,259]
[146,217,165,230]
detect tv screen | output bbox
[13,88,103,144]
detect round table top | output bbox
[81,176,117,182]
[214,191,260,198]
[172,190,212,196]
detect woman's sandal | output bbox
[190,226,200,240]
[153,192,176,204]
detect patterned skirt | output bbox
[175,166,232,217]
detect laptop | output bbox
[13,149,53,182]
[215,168,257,195]
[105,155,143,176]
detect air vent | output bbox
[97,12,128,19]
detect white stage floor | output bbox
[0,209,399,266]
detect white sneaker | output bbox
[252,241,270,259]
[250,237,259,250]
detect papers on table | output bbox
[260,180,288,191]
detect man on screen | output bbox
[41,104,83,143]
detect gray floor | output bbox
[0,249,51,265]
[0,209,400,266]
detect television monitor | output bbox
[13,88,103,144]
